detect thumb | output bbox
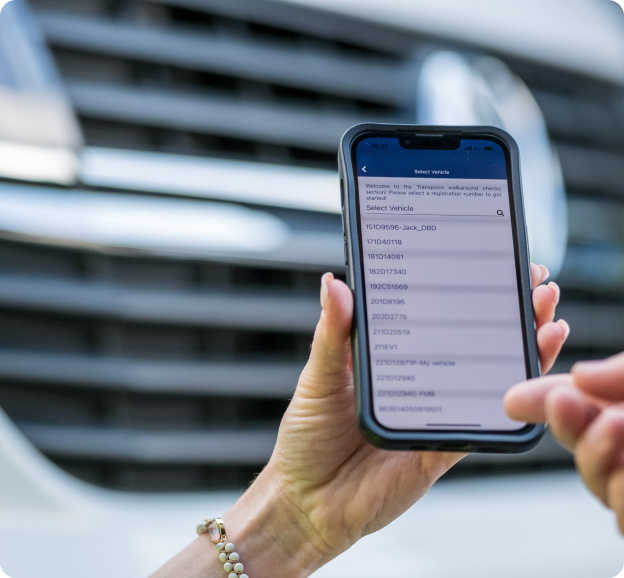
[298,273,354,395]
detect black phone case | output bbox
[339,123,544,453]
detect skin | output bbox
[506,351,624,534]
[152,263,565,578]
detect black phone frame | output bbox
[339,123,543,453]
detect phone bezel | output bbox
[339,123,543,453]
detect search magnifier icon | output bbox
[497,210,505,217]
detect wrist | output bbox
[221,463,325,578]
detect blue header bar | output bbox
[355,138,508,179]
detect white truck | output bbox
[0,0,623,576]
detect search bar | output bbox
[365,210,507,218]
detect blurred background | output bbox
[0,0,623,576]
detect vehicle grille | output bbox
[1,0,622,490]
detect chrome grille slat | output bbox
[557,144,624,196]
[567,195,623,246]
[0,350,303,397]
[66,79,394,151]
[0,349,303,399]
[18,422,277,465]
[533,88,624,148]
[0,274,320,331]
[37,11,408,107]
[144,0,412,54]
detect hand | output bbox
[506,352,624,533]
[152,263,565,578]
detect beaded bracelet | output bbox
[197,518,249,578]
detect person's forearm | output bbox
[150,463,324,578]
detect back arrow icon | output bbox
[362,166,367,173]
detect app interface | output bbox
[355,137,528,431]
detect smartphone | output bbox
[339,124,543,453]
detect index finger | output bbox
[573,352,624,401]
[504,373,575,423]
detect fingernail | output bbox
[548,282,560,305]
[557,319,570,341]
[320,272,333,309]
[539,265,550,283]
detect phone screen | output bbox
[353,135,530,432]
